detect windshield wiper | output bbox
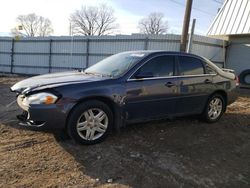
[84,71,112,78]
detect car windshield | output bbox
[84,52,146,77]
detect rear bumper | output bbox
[227,87,239,105]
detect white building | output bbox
[207,0,250,84]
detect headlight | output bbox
[23,92,58,105]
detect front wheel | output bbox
[202,94,225,123]
[67,100,113,145]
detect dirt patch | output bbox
[0,75,249,188]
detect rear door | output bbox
[124,55,179,120]
[175,55,216,115]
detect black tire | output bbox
[202,94,226,123]
[67,100,113,145]
[239,69,250,85]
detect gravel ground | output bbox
[0,75,250,188]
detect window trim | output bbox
[128,73,217,81]
[127,54,177,81]
[127,54,218,82]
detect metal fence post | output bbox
[144,37,149,50]
[86,38,90,68]
[10,39,15,74]
[48,39,52,73]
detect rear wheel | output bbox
[202,94,225,123]
[67,100,113,145]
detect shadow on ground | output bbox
[54,112,250,187]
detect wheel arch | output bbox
[209,90,228,111]
[65,96,121,130]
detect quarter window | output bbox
[134,55,174,78]
[205,64,217,74]
[179,56,204,75]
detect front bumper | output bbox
[16,95,67,130]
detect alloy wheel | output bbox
[208,97,223,120]
[76,108,108,141]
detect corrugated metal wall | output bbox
[0,34,225,75]
[226,36,250,75]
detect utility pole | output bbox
[180,0,193,52]
[187,18,196,53]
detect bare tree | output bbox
[138,12,168,35]
[11,13,53,37]
[70,4,118,36]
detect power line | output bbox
[168,0,216,17]
[213,0,223,4]
[169,0,183,6]
[193,7,216,16]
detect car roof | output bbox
[123,50,203,58]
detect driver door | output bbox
[124,55,179,120]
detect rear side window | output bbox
[179,56,204,75]
[135,55,175,78]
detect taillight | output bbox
[235,76,239,86]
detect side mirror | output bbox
[134,71,154,79]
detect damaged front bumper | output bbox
[15,95,67,130]
[17,111,46,127]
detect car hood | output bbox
[11,71,109,94]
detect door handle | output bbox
[204,79,212,84]
[165,82,175,87]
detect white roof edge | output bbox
[207,0,228,35]
[207,0,250,36]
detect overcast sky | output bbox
[0,0,224,36]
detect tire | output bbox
[202,94,226,123]
[239,69,250,85]
[67,100,113,145]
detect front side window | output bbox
[133,55,175,78]
[179,56,204,75]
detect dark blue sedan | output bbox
[11,51,238,144]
